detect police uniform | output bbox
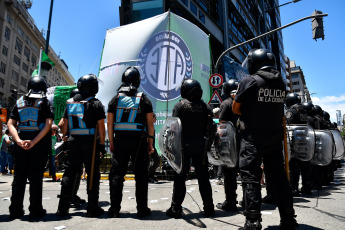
[234,67,296,229]
[8,94,53,219]
[217,95,240,211]
[168,97,214,217]
[107,91,153,216]
[286,104,312,195]
[57,95,106,216]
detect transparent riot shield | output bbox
[286,125,315,161]
[310,130,334,166]
[211,122,237,168]
[330,129,345,160]
[158,117,183,174]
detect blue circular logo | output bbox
[137,31,192,101]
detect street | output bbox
[0,165,344,230]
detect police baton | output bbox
[282,117,290,181]
[89,124,99,191]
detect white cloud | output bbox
[311,95,345,123]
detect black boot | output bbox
[203,203,215,217]
[166,204,182,219]
[216,200,238,212]
[137,207,151,218]
[279,208,298,230]
[243,210,262,230]
[108,207,121,218]
[86,205,105,217]
[56,195,70,217]
[9,209,25,221]
[29,209,46,220]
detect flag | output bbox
[31,49,55,77]
[97,11,211,154]
[47,85,77,125]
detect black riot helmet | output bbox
[222,79,238,98]
[77,74,98,98]
[180,79,203,101]
[323,111,330,121]
[314,105,323,115]
[301,102,314,115]
[70,88,80,98]
[285,93,301,108]
[27,76,47,96]
[242,48,277,75]
[122,67,141,89]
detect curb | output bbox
[43,172,135,181]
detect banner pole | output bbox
[166,9,171,118]
[37,47,43,77]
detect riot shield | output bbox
[310,130,334,166]
[286,125,315,161]
[158,117,183,174]
[330,129,345,160]
[210,122,237,168]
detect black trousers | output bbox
[172,137,213,210]
[239,134,294,220]
[109,135,149,211]
[289,157,312,191]
[9,137,49,213]
[222,166,238,204]
[59,136,101,209]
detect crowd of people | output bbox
[1,48,343,230]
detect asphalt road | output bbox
[0,165,344,230]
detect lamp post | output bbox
[45,0,54,54]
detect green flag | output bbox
[31,50,55,77]
[52,86,77,125]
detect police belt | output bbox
[69,128,95,135]
[114,122,143,131]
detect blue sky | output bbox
[29,0,344,122]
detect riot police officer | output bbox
[216,79,240,212]
[285,93,312,196]
[233,49,297,229]
[58,88,86,208]
[107,67,154,218]
[56,74,106,217]
[166,79,215,219]
[8,76,53,220]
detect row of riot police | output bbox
[160,49,300,230]
[285,93,343,197]
[7,67,155,220]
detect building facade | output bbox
[290,60,311,102]
[119,0,287,84]
[0,0,74,109]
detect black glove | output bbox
[99,144,106,155]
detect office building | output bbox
[119,0,287,83]
[0,0,74,108]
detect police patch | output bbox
[137,31,193,101]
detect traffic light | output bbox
[311,10,325,40]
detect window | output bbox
[0,78,4,89]
[132,0,163,22]
[199,10,205,23]
[196,0,208,12]
[22,63,28,72]
[6,13,13,25]
[12,70,19,82]
[292,81,300,85]
[180,0,188,6]
[13,55,21,66]
[0,62,6,74]
[17,26,25,37]
[190,2,197,15]
[24,46,30,60]
[31,55,37,67]
[15,37,23,53]
[20,77,27,87]
[2,46,8,56]
[4,27,11,41]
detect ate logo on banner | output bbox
[137,31,193,101]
